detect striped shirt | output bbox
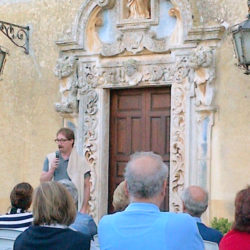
[0,212,33,231]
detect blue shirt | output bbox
[98,202,204,250]
[70,212,97,239]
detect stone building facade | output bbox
[0,0,249,224]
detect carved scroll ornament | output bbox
[83,89,98,217]
[169,57,189,212]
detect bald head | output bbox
[182,186,208,217]
[131,155,160,176]
[124,152,168,199]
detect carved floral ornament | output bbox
[53,51,210,101]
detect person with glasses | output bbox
[40,128,91,213]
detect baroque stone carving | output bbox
[77,63,99,217]
[83,88,99,217]
[187,46,216,194]
[124,59,142,86]
[54,56,79,114]
[101,29,174,56]
[169,57,189,212]
[188,46,215,107]
[143,65,164,82]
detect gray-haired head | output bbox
[58,179,78,206]
[181,186,208,217]
[124,152,168,199]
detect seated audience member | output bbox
[182,186,223,245]
[112,180,129,212]
[98,152,204,250]
[0,182,33,231]
[219,186,250,250]
[14,181,91,250]
[59,179,97,238]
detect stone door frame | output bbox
[54,0,224,221]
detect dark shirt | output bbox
[194,217,223,245]
[14,225,91,250]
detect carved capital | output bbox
[54,56,77,79]
[78,63,98,95]
[188,46,216,107]
[54,56,79,115]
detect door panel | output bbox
[109,87,171,213]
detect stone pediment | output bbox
[56,0,194,55]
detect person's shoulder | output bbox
[160,212,198,228]
[20,211,33,217]
[99,212,121,227]
[0,213,8,219]
[70,229,91,248]
[68,227,91,238]
[0,211,32,219]
[198,222,223,236]
[160,211,194,220]
[15,226,32,241]
[47,152,56,158]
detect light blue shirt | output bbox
[98,202,204,250]
[193,217,202,223]
[70,212,97,239]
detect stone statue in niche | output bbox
[126,0,151,19]
[124,59,142,86]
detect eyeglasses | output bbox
[54,139,70,143]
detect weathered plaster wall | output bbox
[202,1,250,223]
[0,0,83,213]
[210,35,250,222]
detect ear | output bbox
[182,202,187,212]
[124,180,129,197]
[161,180,167,197]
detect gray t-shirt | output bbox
[43,151,70,181]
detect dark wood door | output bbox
[109,87,171,213]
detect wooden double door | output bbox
[109,87,171,213]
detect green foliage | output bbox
[211,217,233,235]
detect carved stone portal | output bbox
[55,0,224,221]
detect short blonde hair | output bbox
[33,181,76,226]
[112,181,129,212]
